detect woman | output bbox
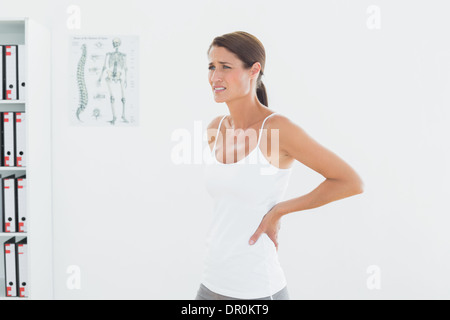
[197,31,364,300]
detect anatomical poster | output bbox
[69,35,139,126]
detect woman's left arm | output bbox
[249,115,364,248]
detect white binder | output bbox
[15,112,26,167]
[16,238,28,298]
[2,112,15,167]
[4,45,18,100]
[2,175,16,233]
[4,237,17,297]
[0,45,3,100]
[0,174,2,231]
[18,45,26,101]
[17,176,27,233]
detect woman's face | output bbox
[208,46,258,103]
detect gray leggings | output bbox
[195,283,290,300]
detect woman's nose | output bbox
[210,70,223,83]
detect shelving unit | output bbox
[0,17,53,300]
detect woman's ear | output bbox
[250,62,262,79]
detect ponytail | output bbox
[256,80,268,108]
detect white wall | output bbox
[1,0,449,299]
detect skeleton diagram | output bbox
[76,44,88,121]
[97,38,128,125]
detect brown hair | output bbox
[207,31,268,107]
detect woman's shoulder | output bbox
[265,111,296,129]
[206,115,228,146]
[265,111,307,145]
[207,114,227,131]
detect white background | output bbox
[1,0,449,299]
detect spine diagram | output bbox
[76,44,88,121]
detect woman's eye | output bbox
[208,66,230,70]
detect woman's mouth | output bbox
[214,87,226,93]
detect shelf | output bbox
[0,233,27,237]
[0,168,26,177]
[0,100,25,104]
[0,103,26,112]
[0,17,53,300]
[0,19,25,45]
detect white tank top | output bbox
[201,112,293,299]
